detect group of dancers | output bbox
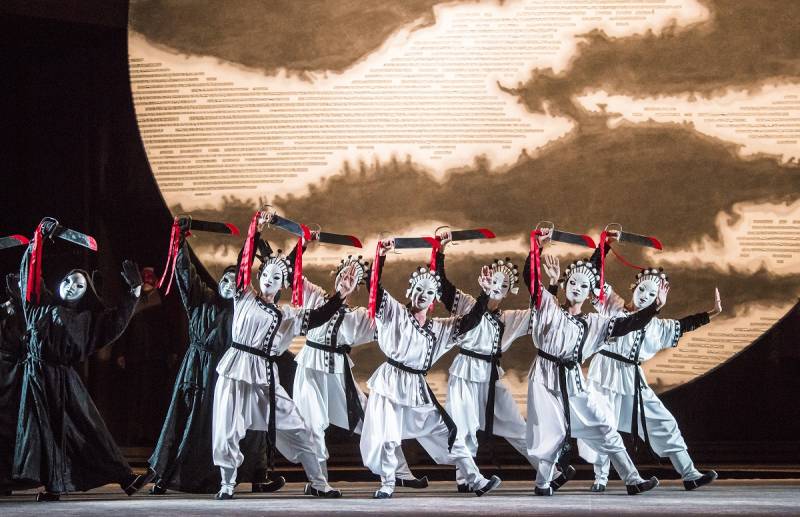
[0,210,722,501]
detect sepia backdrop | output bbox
[127,0,800,414]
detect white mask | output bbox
[632,279,659,310]
[488,271,510,301]
[218,271,236,300]
[59,272,88,303]
[259,264,285,297]
[409,275,438,311]
[565,272,592,305]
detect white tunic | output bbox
[587,285,682,395]
[367,289,462,407]
[528,288,616,394]
[449,289,531,382]
[216,285,311,385]
[295,279,375,373]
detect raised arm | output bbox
[608,303,658,337]
[175,233,217,310]
[455,291,489,336]
[435,250,458,312]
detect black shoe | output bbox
[124,469,157,496]
[684,470,718,491]
[626,476,659,495]
[534,486,553,496]
[36,492,61,502]
[304,483,342,498]
[590,483,606,493]
[396,476,429,489]
[474,475,501,497]
[456,483,470,493]
[149,483,167,495]
[214,490,234,500]
[551,465,576,491]
[252,476,286,493]
[373,490,392,499]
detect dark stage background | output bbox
[1,1,798,476]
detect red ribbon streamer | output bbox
[597,231,608,303]
[610,245,646,271]
[427,239,442,313]
[237,211,261,291]
[157,219,181,295]
[291,224,310,307]
[25,223,45,303]
[529,230,543,309]
[367,241,382,319]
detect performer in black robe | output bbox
[0,274,30,496]
[13,220,143,501]
[136,223,284,494]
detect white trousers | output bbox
[212,375,330,491]
[447,375,537,484]
[526,380,644,488]
[292,366,416,479]
[578,382,701,484]
[360,391,489,494]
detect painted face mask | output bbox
[218,270,236,300]
[632,279,659,309]
[488,271,511,301]
[59,271,88,303]
[565,271,592,305]
[259,263,286,298]
[409,275,439,311]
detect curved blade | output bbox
[450,228,496,241]
[54,227,98,251]
[272,215,311,241]
[318,232,363,248]
[551,230,596,248]
[619,231,663,250]
[394,237,438,249]
[0,234,29,250]
[189,219,240,235]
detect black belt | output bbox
[458,348,503,440]
[231,342,278,468]
[305,340,362,433]
[598,349,651,455]
[386,358,456,451]
[537,350,579,468]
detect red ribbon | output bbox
[237,211,261,291]
[427,239,442,313]
[25,223,45,303]
[610,245,646,271]
[291,224,310,307]
[368,241,382,319]
[157,219,182,295]
[597,231,608,303]
[529,230,543,309]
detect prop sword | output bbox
[184,218,240,235]
[0,235,30,250]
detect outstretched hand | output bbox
[478,265,493,294]
[543,254,560,285]
[656,281,670,310]
[336,263,359,298]
[709,287,722,318]
[378,238,395,256]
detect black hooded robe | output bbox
[13,251,139,493]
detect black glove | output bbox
[121,260,143,291]
[177,216,191,236]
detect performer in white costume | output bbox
[293,253,428,488]
[434,233,576,492]
[211,211,358,500]
[523,229,666,496]
[360,239,502,499]
[578,237,721,492]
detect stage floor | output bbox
[1,480,799,516]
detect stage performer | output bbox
[434,234,576,492]
[360,238,502,499]
[523,228,664,496]
[578,236,720,492]
[133,218,286,495]
[293,253,428,489]
[211,210,358,500]
[1,274,30,496]
[14,217,142,501]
